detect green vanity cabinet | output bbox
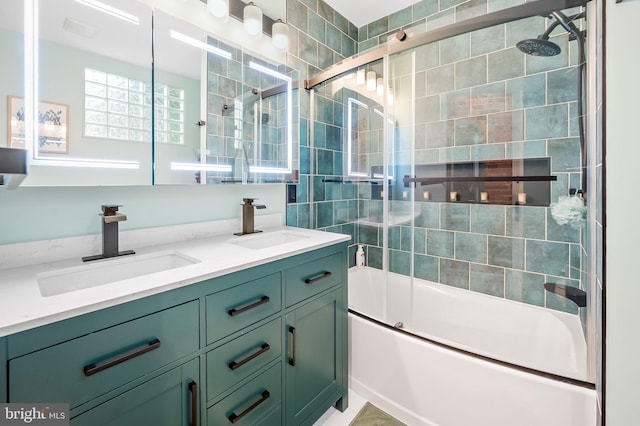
[285,288,344,425]
[72,358,200,426]
[0,337,6,403]
[1,240,348,425]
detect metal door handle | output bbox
[228,343,271,371]
[83,338,161,376]
[228,296,270,317]
[228,390,270,424]
[189,380,198,426]
[304,271,332,284]
[288,326,296,366]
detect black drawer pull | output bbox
[228,343,271,371]
[304,271,332,284]
[228,390,270,424]
[288,326,296,366]
[83,338,161,376]
[189,380,198,426]
[228,296,270,317]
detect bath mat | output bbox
[349,402,407,426]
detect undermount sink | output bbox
[37,251,200,297]
[229,231,309,250]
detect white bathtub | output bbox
[348,267,596,426]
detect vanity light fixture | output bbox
[170,30,232,59]
[376,77,384,97]
[207,0,229,18]
[74,0,139,25]
[243,2,262,37]
[366,71,376,91]
[272,19,289,51]
[356,69,366,85]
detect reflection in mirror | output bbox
[346,95,395,180]
[206,49,299,184]
[154,12,299,185]
[22,0,153,186]
[152,10,208,185]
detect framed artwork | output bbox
[8,96,69,154]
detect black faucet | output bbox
[543,282,587,307]
[234,198,267,235]
[82,205,135,262]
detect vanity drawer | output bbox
[285,252,342,307]
[207,362,282,425]
[207,317,282,402]
[206,273,282,345]
[9,301,199,409]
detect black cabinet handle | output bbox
[189,380,198,426]
[304,271,332,284]
[228,390,270,424]
[288,326,296,366]
[228,343,271,371]
[228,296,270,317]
[83,338,161,376]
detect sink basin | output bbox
[230,231,309,250]
[37,251,200,297]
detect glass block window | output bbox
[84,68,184,144]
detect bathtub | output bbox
[348,267,596,426]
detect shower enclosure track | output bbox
[304,0,589,90]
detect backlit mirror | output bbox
[0,1,25,160]
[19,0,153,186]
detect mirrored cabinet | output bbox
[1,0,298,187]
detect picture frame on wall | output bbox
[8,96,69,154]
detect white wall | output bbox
[605,0,640,423]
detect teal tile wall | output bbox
[288,0,595,318]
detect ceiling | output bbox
[323,0,421,28]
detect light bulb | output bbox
[244,2,263,37]
[376,77,384,96]
[207,0,228,18]
[356,69,365,85]
[366,71,376,91]
[272,19,289,51]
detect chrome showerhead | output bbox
[516,38,562,57]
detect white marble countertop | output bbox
[0,225,350,338]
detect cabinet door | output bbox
[285,289,344,425]
[72,358,199,426]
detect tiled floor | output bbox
[313,391,368,425]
